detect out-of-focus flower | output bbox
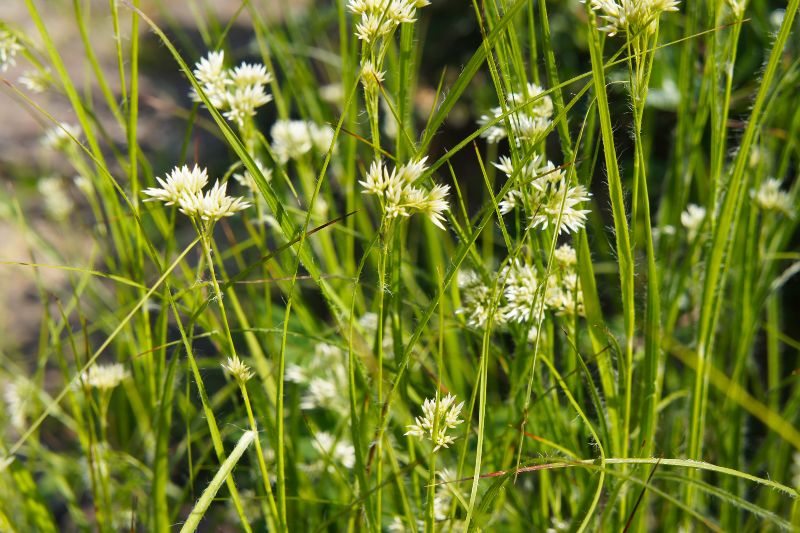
[270,120,334,163]
[752,178,793,217]
[0,30,22,72]
[312,431,356,469]
[405,393,465,451]
[81,363,129,390]
[37,176,74,220]
[19,68,51,93]
[42,123,80,152]
[456,270,498,328]
[680,203,706,241]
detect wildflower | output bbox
[19,68,51,93]
[752,178,793,217]
[81,363,129,390]
[233,159,272,193]
[494,154,562,214]
[291,343,350,412]
[554,244,577,267]
[456,270,498,328]
[680,203,706,241]
[528,181,592,235]
[223,85,273,127]
[37,176,74,220]
[271,119,335,163]
[42,123,80,152]
[222,355,254,383]
[405,393,465,451]
[479,83,554,146]
[502,260,545,324]
[585,0,680,37]
[312,432,356,469]
[143,164,209,205]
[189,51,274,128]
[177,180,251,221]
[3,379,31,431]
[0,30,22,72]
[349,0,429,42]
[360,59,386,92]
[360,158,450,229]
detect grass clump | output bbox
[1,0,799,531]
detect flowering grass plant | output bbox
[0,0,799,531]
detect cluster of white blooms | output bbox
[190,51,273,128]
[360,157,450,229]
[37,176,75,220]
[457,244,585,333]
[752,178,794,217]
[479,83,553,145]
[585,0,680,36]
[41,123,80,152]
[405,393,465,451]
[0,30,22,72]
[270,120,335,163]
[221,355,254,383]
[80,363,129,390]
[311,431,356,470]
[456,270,496,328]
[233,158,272,193]
[494,154,591,235]
[143,164,250,222]
[680,203,706,241]
[348,0,430,43]
[3,379,32,432]
[19,68,51,93]
[285,343,348,412]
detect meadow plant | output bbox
[1,0,799,531]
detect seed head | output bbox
[222,355,254,383]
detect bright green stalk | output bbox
[179,431,255,533]
[687,0,799,505]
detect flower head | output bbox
[752,178,793,217]
[81,363,129,390]
[178,180,251,221]
[0,30,22,72]
[42,123,80,152]
[405,393,465,451]
[680,203,706,241]
[222,355,254,383]
[143,164,209,205]
[360,158,450,229]
[586,0,680,36]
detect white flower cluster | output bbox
[19,68,51,93]
[585,0,680,36]
[458,244,585,334]
[752,178,794,217]
[479,83,553,145]
[405,393,465,451]
[680,203,706,241]
[190,51,273,128]
[37,176,74,220]
[311,431,356,470]
[0,30,22,72]
[494,154,591,235]
[42,123,80,152]
[285,343,348,413]
[348,0,430,43]
[270,120,335,163]
[80,363,129,390]
[222,355,254,383]
[360,157,450,229]
[143,164,250,222]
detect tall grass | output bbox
[1,0,799,531]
